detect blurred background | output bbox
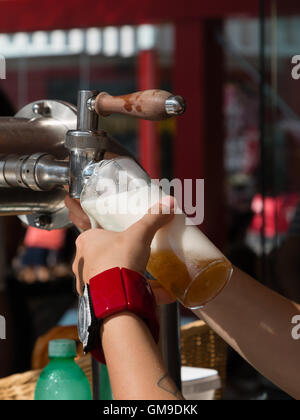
[0,0,300,400]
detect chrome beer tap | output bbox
[66,89,186,199]
[0,89,185,227]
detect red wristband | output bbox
[88,267,159,364]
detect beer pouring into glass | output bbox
[79,90,232,310]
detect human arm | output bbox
[72,197,183,400]
[195,267,300,400]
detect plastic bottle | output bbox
[34,339,92,400]
[100,364,113,400]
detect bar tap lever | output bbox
[89,89,186,121]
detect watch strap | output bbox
[83,284,102,355]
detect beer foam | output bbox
[82,186,155,231]
[82,186,224,262]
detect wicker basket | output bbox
[0,356,92,401]
[0,321,227,400]
[181,320,228,399]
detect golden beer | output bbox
[147,251,231,308]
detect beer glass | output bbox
[81,157,232,309]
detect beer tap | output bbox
[0,89,186,227]
[66,89,186,199]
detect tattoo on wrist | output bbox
[157,373,184,399]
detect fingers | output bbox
[64,195,91,231]
[127,196,175,246]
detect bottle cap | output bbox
[48,339,77,358]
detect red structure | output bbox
[0,1,259,32]
[138,50,160,179]
[0,0,261,248]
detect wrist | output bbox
[90,267,159,341]
[79,267,159,365]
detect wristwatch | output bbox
[78,267,159,364]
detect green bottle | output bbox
[34,339,92,401]
[100,364,113,400]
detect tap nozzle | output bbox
[66,90,105,199]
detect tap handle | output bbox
[92,90,186,121]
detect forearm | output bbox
[194,267,300,399]
[101,311,183,400]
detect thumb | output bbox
[127,196,175,245]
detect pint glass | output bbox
[81,157,232,309]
